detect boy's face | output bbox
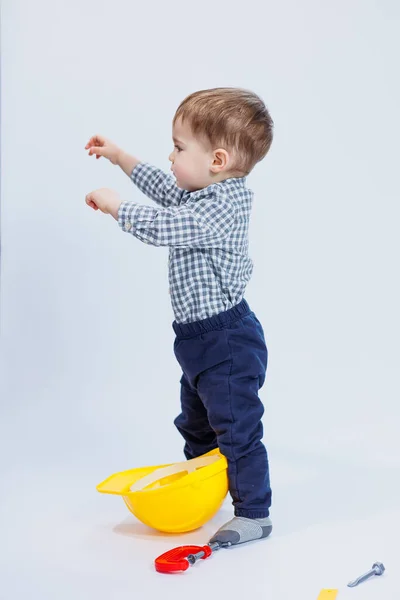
[169,118,216,192]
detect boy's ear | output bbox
[210,148,230,173]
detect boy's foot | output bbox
[209,516,272,546]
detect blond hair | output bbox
[173,87,273,176]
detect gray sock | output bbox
[209,516,273,546]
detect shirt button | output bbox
[125,222,132,231]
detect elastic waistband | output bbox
[172,299,251,339]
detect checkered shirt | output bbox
[118,163,254,324]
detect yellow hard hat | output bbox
[97,448,228,533]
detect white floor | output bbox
[1,412,399,600]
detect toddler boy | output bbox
[85,87,274,546]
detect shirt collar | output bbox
[220,176,247,188]
[184,176,247,200]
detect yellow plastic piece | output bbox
[317,591,338,600]
[97,448,228,533]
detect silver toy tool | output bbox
[347,561,385,587]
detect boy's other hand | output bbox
[85,135,121,165]
[85,188,122,220]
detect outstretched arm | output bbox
[118,189,235,248]
[128,162,186,208]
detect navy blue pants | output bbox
[172,298,272,518]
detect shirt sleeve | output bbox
[130,163,186,207]
[117,188,235,248]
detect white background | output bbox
[1,0,399,598]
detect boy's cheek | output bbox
[174,164,189,185]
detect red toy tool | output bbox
[155,541,223,573]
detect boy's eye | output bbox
[174,145,182,152]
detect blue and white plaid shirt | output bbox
[118,163,254,324]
